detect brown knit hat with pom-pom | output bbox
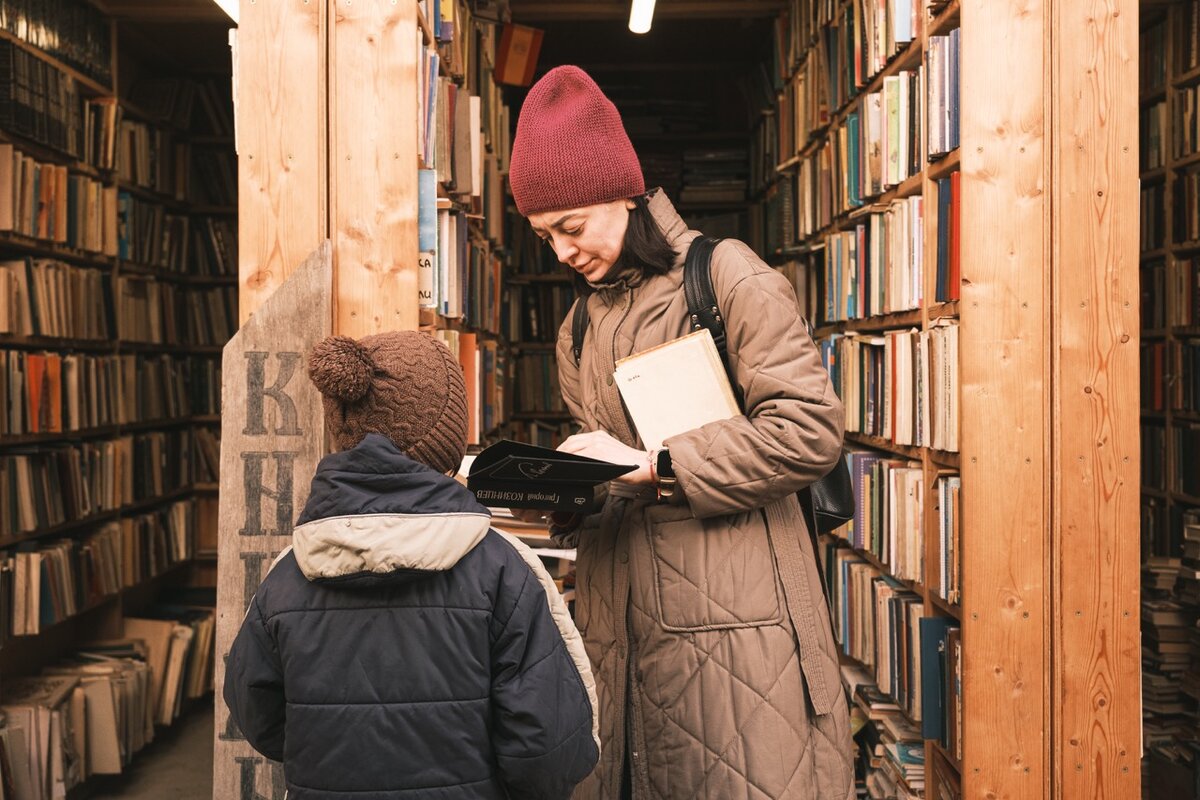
[307,332,468,474]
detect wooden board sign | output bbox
[213,242,331,800]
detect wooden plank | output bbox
[236,0,327,325]
[213,243,331,800]
[330,0,419,337]
[960,0,1050,796]
[1051,0,1142,795]
[509,0,786,20]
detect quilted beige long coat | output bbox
[553,190,856,799]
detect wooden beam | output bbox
[236,0,328,325]
[1050,0,1142,794]
[329,0,420,336]
[960,0,1050,796]
[213,242,332,800]
[509,0,785,21]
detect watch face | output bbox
[656,449,674,478]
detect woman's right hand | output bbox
[509,508,547,523]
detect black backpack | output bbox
[570,235,855,580]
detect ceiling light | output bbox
[628,0,656,34]
[213,0,239,24]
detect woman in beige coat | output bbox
[507,65,855,800]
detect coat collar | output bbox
[291,434,491,584]
[585,189,696,294]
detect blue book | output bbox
[417,169,437,309]
[920,616,955,740]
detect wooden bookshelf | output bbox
[763,0,1140,797]
[0,7,231,781]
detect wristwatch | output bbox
[652,448,677,499]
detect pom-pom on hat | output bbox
[307,331,468,474]
[508,65,645,216]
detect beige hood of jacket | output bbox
[554,190,855,799]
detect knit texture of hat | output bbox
[307,332,468,474]
[509,65,645,216]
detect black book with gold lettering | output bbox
[467,439,634,512]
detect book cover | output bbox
[468,439,635,512]
[613,328,740,450]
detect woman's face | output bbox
[527,199,636,283]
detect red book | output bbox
[24,353,45,433]
[494,24,544,88]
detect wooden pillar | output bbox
[1050,0,1141,795]
[330,0,420,336]
[217,1,420,796]
[962,0,1141,797]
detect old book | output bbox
[613,328,740,450]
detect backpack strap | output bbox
[570,295,589,367]
[682,236,742,407]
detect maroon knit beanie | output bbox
[509,65,645,216]
[306,332,468,474]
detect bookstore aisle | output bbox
[0,0,234,798]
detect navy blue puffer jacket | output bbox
[223,434,599,799]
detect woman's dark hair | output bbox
[570,193,677,294]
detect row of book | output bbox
[843,665,926,800]
[0,143,118,254]
[3,499,193,638]
[499,418,576,450]
[1144,101,1168,172]
[114,278,236,347]
[822,196,923,321]
[1173,424,1200,498]
[1140,257,1200,329]
[1176,85,1200,162]
[434,329,506,446]
[1141,18,1168,96]
[0,429,203,538]
[118,196,238,276]
[1,350,219,435]
[512,352,569,415]
[1177,165,1200,243]
[418,188,503,330]
[823,322,960,452]
[836,448,925,583]
[504,284,574,344]
[1143,183,1165,251]
[1143,422,1167,492]
[0,39,87,162]
[125,77,235,138]
[1145,339,1200,413]
[0,0,111,86]
[678,148,749,206]
[0,604,215,800]
[0,258,112,339]
[822,541,962,758]
[116,120,186,200]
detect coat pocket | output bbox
[645,506,784,632]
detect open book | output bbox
[613,328,740,449]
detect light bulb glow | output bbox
[628,0,656,34]
[213,0,239,24]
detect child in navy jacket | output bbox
[224,332,599,800]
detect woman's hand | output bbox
[559,430,653,485]
[509,507,547,523]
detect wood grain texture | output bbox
[236,0,327,326]
[960,0,1050,796]
[330,0,419,337]
[1051,0,1142,796]
[213,243,331,800]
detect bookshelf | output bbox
[0,2,227,795]
[1139,0,1200,791]
[756,0,1139,798]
